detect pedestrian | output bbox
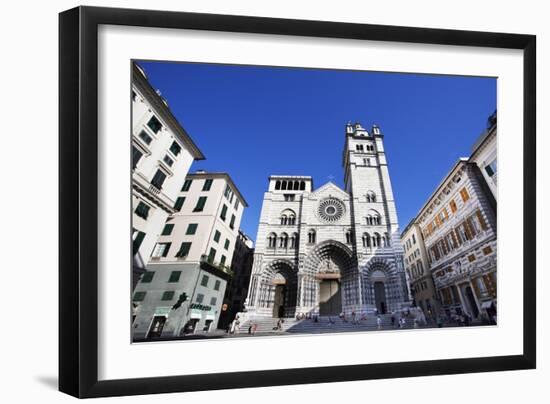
[413,318,419,328]
[248,324,252,334]
[252,323,257,335]
[351,311,356,324]
[377,315,382,330]
[391,313,396,327]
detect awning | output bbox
[205,313,215,320]
[190,310,202,319]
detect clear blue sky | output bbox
[138,61,496,242]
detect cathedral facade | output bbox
[245,122,410,318]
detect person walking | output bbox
[377,315,382,330]
[391,313,396,328]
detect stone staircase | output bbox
[238,314,418,335]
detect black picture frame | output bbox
[59,5,536,398]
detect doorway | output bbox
[319,279,341,316]
[464,286,479,318]
[273,284,286,318]
[146,316,166,339]
[374,281,387,314]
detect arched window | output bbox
[290,232,298,248]
[366,191,376,203]
[281,181,287,190]
[294,181,299,190]
[267,233,277,248]
[372,232,381,247]
[280,209,296,226]
[275,180,281,190]
[308,229,316,244]
[300,181,305,190]
[362,232,371,247]
[279,232,288,248]
[345,229,353,244]
[385,232,391,246]
[417,260,423,275]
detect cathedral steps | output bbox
[237,314,418,335]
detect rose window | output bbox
[318,198,345,222]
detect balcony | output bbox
[200,254,234,278]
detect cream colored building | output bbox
[401,220,439,320]
[416,159,497,321]
[131,63,205,288]
[132,171,248,340]
[470,111,497,201]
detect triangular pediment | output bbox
[311,181,349,199]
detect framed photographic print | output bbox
[59,6,536,398]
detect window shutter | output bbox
[476,210,488,230]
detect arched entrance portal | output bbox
[304,240,359,315]
[257,260,298,318]
[363,260,405,314]
[374,281,387,314]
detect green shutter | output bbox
[161,291,175,301]
[186,223,198,235]
[168,271,182,283]
[161,223,174,235]
[176,242,192,258]
[133,291,146,302]
[220,205,228,220]
[141,271,154,283]
[202,179,213,191]
[214,230,221,242]
[174,197,185,211]
[193,196,207,212]
[181,179,192,191]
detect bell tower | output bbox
[343,120,408,311]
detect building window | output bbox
[201,275,209,287]
[175,242,191,258]
[161,223,174,235]
[133,291,146,302]
[356,144,364,152]
[485,159,497,177]
[214,230,221,243]
[210,297,217,306]
[267,233,277,248]
[193,196,207,212]
[366,191,376,203]
[202,178,213,191]
[151,242,171,258]
[290,233,298,248]
[220,255,226,266]
[229,214,236,230]
[141,271,154,283]
[483,246,493,255]
[214,280,221,291]
[168,271,181,283]
[468,254,476,262]
[163,154,174,167]
[174,197,185,211]
[284,194,295,201]
[279,233,289,248]
[186,223,198,235]
[224,239,230,250]
[224,184,233,200]
[181,179,192,191]
[195,293,204,303]
[151,169,167,189]
[308,229,316,244]
[147,116,163,133]
[450,199,457,213]
[161,291,175,301]
[460,187,470,202]
[345,229,353,244]
[362,233,371,247]
[132,146,143,169]
[207,248,216,263]
[234,199,240,210]
[169,141,181,156]
[138,130,153,145]
[132,229,145,254]
[220,204,228,221]
[134,202,150,220]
